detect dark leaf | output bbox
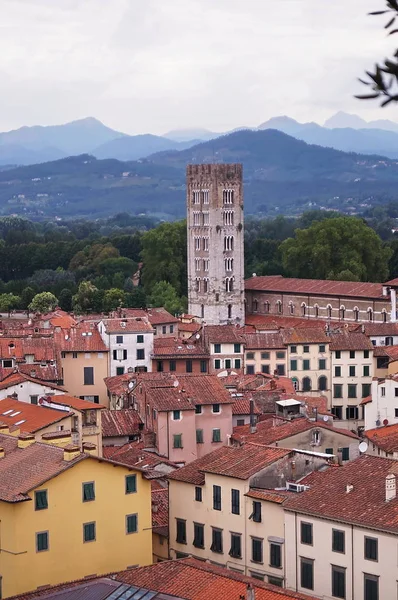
[388,27,398,33]
[385,16,396,27]
[369,10,389,14]
[381,97,395,106]
[354,93,381,99]
[357,78,370,85]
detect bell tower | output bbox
[187,163,245,325]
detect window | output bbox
[302,377,312,392]
[162,325,167,334]
[364,574,378,600]
[173,434,183,448]
[290,359,297,371]
[193,523,204,548]
[303,345,310,353]
[377,357,389,369]
[30,395,38,405]
[261,352,270,360]
[247,352,255,360]
[213,485,221,510]
[36,531,49,552]
[251,501,261,523]
[83,522,96,543]
[270,543,282,568]
[335,350,341,359]
[332,529,345,553]
[291,345,297,353]
[170,325,174,334]
[116,335,123,344]
[126,514,138,534]
[364,349,370,358]
[341,447,350,461]
[363,365,370,377]
[349,350,355,359]
[319,344,326,352]
[82,482,95,502]
[333,384,343,399]
[136,349,145,360]
[229,533,242,559]
[234,343,241,353]
[395,408,398,418]
[276,364,285,376]
[268,576,283,587]
[176,519,186,544]
[362,383,371,398]
[231,489,240,515]
[261,365,270,374]
[157,361,164,372]
[35,490,48,511]
[300,558,314,590]
[381,387,386,397]
[83,367,94,385]
[212,428,221,443]
[334,366,342,377]
[325,447,333,454]
[318,376,327,391]
[137,334,144,343]
[237,419,245,426]
[169,360,176,371]
[116,366,124,375]
[200,360,207,373]
[346,406,358,420]
[348,384,357,398]
[173,410,181,421]
[301,522,313,545]
[225,358,231,369]
[214,359,221,369]
[332,406,343,419]
[234,358,241,369]
[349,366,356,377]
[303,359,310,370]
[195,486,202,502]
[332,566,346,599]
[186,359,193,373]
[214,343,221,353]
[276,351,285,359]
[211,528,223,553]
[212,403,220,413]
[72,352,78,359]
[252,538,263,563]
[246,365,255,375]
[319,359,326,370]
[195,404,202,414]
[125,474,137,494]
[364,537,378,561]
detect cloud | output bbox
[0,0,395,133]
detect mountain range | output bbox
[1,129,398,220]
[1,111,398,167]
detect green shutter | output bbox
[125,475,137,494]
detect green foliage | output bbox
[103,288,125,312]
[29,292,58,314]
[280,216,392,281]
[72,281,99,314]
[58,288,73,312]
[98,257,137,279]
[21,286,35,309]
[149,281,185,315]
[0,293,20,316]
[141,221,187,296]
[125,287,147,308]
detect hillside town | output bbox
[0,164,397,599]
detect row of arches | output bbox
[254,299,388,322]
[292,376,328,392]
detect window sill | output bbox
[251,561,264,565]
[269,564,283,570]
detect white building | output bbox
[364,375,398,431]
[186,164,245,325]
[98,317,154,376]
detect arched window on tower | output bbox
[289,302,294,315]
[327,305,332,319]
[292,377,299,391]
[276,300,283,314]
[340,306,345,320]
[203,278,209,293]
[201,304,205,319]
[301,303,307,317]
[353,307,359,322]
[195,278,200,292]
[253,299,258,312]
[264,301,270,314]
[228,304,232,319]
[318,376,327,391]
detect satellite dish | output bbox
[376,419,381,427]
[383,419,389,426]
[128,381,135,390]
[195,333,200,339]
[323,416,329,422]
[173,379,179,387]
[359,441,368,453]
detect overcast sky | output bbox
[0,0,396,134]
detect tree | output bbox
[0,293,20,317]
[21,286,35,310]
[72,281,99,313]
[103,288,125,312]
[280,216,392,281]
[357,1,398,106]
[125,287,147,308]
[29,292,58,314]
[149,281,185,315]
[98,257,137,279]
[58,288,73,312]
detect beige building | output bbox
[243,332,287,376]
[284,455,398,600]
[168,443,329,585]
[202,325,245,373]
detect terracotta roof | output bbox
[284,328,329,344]
[38,394,106,411]
[232,417,358,445]
[104,372,133,396]
[0,398,72,433]
[373,346,389,357]
[0,371,65,391]
[245,488,289,504]
[116,307,178,324]
[202,324,245,344]
[384,278,398,286]
[101,409,142,437]
[116,557,314,600]
[329,331,374,351]
[360,395,372,405]
[103,441,178,471]
[245,275,385,300]
[41,429,72,440]
[383,345,398,361]
[363,323,398,336]
[365,424,398,453]
[284,455,398,534]
[179,322,201,333]
[153,337,208,358]
[54,325,107,352]
[243,332,286,350]
[232,398,261,415]
[152,487,169,536]
[101,318,154,333]
[168,443,291,484]
[279,394,329,416]
[245,314,332,331]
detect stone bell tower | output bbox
[187,163,245,325]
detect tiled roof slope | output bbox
[232,417,358,445]
[329,331,374,351]
[39,394,106,411]
[284,455,398,533]
[152,487,169,536]
[101,409,142,437]
[0,371,65,391]
[168,444,291,485]
[243,332,286,349]
[245,275,385,299]
[153,337,208,357]
[283,328,329,344]
[365,424,398,453]
[54,325,107,352]
[116,557,314,600]
[202,324,245,344]
[101,318,153,333]
[232,398,261,415]
[0,398,72,432]
[103,441,178,471]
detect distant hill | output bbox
[324,111,398,134]
[93,134,199,161]
[163,128,220,142]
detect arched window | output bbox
[264,301,270,313]
[277,300,283,314]
[201,304,205,319]
[301,303,307,317]
[353,307,359,322]
[289,302,294,315]
[367,308,373,322]
[340,306,345,320]
[327,305,332,319]
[253,299,258,312]
[292,377,299,392]
[228,304,232,319]
[195,278,200,292]
[382,309,387,323]
[314,304,319,318]
[203,278,209,293]
[318,376,327,391]
[302,377,312,392]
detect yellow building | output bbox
[0,434,152,598]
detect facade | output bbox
[151,337,209,375]
[245,275,398,324]
[0,434,152,598]
[284,455,398,600]
[0,372,66,404]
[98,317,154,376]
[364,375,398,431]
[202,325,245,374]
[187,164,245,326]
[364,423,398,459]
[244,332,287,376]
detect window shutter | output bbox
[123,349,127,360]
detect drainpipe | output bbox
[351,524,354,600]
[295,513,298,591]
[167,411,170,459]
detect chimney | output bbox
[0,447,4,459]
[386,473,396,502]
[63,444,81,462]
[0,423,10,435]
[82,442,97,456]
[250,400,257,434]
[17,433,36,449]
[346,484,354,494]
[246,584,256,600]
